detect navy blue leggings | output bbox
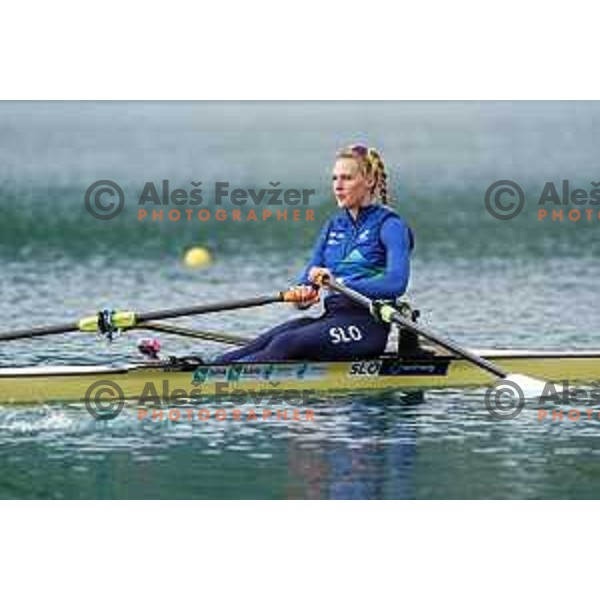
[215,303,390,362]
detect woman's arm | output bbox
[346,218,412,299]
[296,221,331,286]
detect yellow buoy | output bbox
[183,246,213,268]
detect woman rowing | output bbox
[216,144,414,362]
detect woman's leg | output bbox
[215,316,317,362]
[234,311,390,362]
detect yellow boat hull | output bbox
[1,350,600,404]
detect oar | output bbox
[324,277,547,396]
[0,293,291,343]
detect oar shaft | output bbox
[0,322,79,342]
[326,279,508,379]
[0,294,284,343]
[135,295,283,324]
[390,312,507,378]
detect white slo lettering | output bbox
[348,326,362,340]
[329,326,363,345]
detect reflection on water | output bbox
[2,390,600,499]
[286,392,422,499]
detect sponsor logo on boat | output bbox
[191,365,228,385]
[348,361,382,376]
[348,358,450,378]
[378,358,451,377]
[192,363,328,387]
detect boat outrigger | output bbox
[0,279,598,404]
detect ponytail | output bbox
[337,145,391,205]
[366,148,389,205]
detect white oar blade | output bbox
[502,373,549,399]
[482,374,569,421]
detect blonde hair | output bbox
[336,145,390,205]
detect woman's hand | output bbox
[308,267,332,287]
[284,285,320,310]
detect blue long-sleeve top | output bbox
[297,204,414,300]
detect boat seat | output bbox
[385,299,436,358]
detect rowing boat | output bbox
[1,348,599,404]
[1,280,598,406]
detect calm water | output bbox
[0,101,599,499]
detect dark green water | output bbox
[1,101,599,499]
